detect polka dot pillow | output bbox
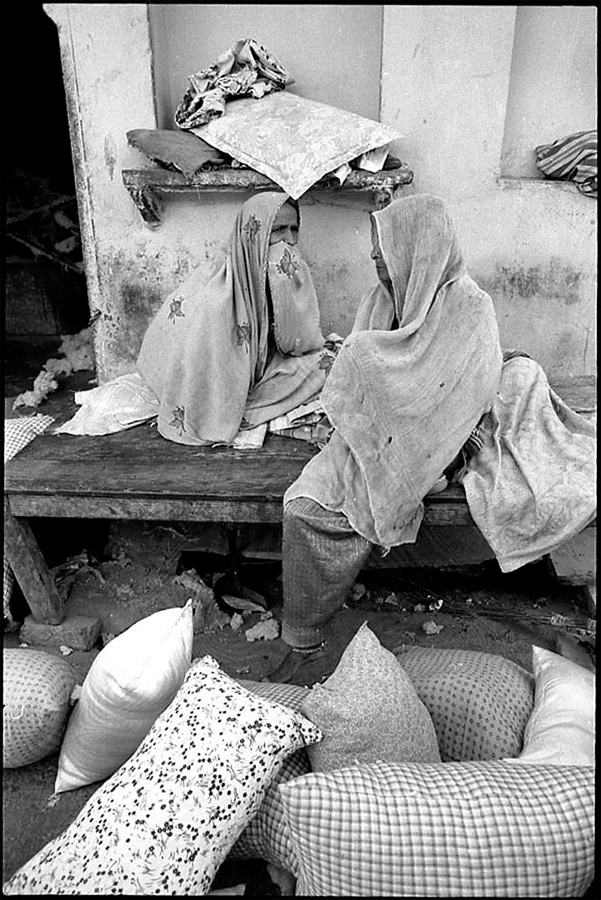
[2,656,322,895]
[396,646,535,760]
[3,649,78,768]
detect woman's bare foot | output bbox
[263,643,331,685]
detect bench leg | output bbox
[4,498,65,625]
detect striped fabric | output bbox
[535,130,597,196]
[280,760,595,896]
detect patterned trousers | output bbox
[281,496,374,648]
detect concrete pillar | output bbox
[44,4,157,380]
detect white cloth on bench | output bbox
[54,373,159,436]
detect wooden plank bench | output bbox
[4,374,596,625]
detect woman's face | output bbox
[370,217,393,292]
[270,203,299,246]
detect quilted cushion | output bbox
[279,760,595,895]
[301,623,441,771]
[3,657,322,895]
[54,602,194,793]
[396,646,534,761]
[3,650,78,769]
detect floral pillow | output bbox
[191,91,399,198]
[3,657,322,895]
[301,622,441,772]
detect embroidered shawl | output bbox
[137,192,327,445]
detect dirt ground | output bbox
[3,515,595,892]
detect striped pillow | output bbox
[535,130,597,196]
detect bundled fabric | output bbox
[126,129,229,179]
[535,130,597,197]
[174,39,290,130]
[462,355,597,571]
[286,194,503,548]
[137,192,328,446]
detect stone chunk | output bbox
[20,614,101,651]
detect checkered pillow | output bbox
[396,647,534,760]
[4,415,55,464]
[228,680,311,872]
[4,415,55,617]
[279,760,595,896]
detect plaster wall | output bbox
[46,3,392,381]
[46,4,596,382]
[381,5,596,377]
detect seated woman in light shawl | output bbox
[57,192,329,443]
[269,194,596,684]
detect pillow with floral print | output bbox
[2,657,322,896]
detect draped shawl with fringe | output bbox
[137,192,326,445]
[285,194,503,548]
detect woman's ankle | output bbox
[290,640,327,654]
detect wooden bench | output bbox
[4,374,596,626]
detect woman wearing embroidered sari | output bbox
[58,192,328,441]
[137,192,327,445]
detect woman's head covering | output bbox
[316,193,503,547]
[137,191,326,445]
[372,194,464,329]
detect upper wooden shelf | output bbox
[122,166,414,227]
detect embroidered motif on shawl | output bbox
[267,243,324,356]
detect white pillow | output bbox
[511,645,595,766]
[3,650,78,768]
[54,601,193,793]
[3,657,322,896]
[192,91,399,199]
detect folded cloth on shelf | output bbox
[462,355,597,572]
[127,129,230,178]
[174,38,290,130]
[535,130,597,197]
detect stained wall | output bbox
[45,4,597,381]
